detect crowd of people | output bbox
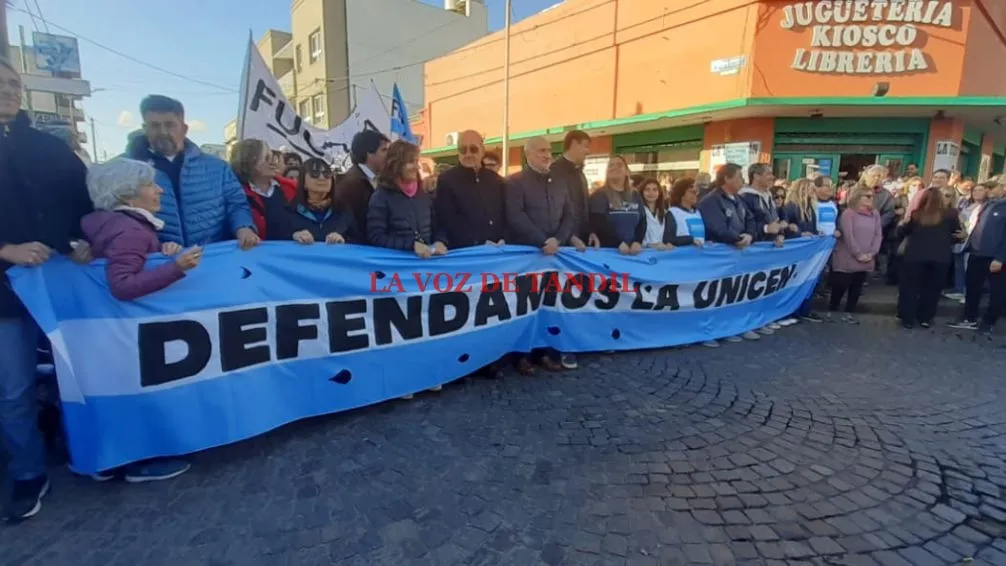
[2,49,1006,522]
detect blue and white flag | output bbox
[389,83,415,144]
[10,239,833,473]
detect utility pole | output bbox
[500,0,512,173]
[1,1,9,62]
[89,117,98,162]
[18,25,33,111]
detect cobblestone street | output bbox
[3,317,1006,565]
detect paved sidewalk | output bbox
[2,317,1005,565]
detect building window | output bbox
[295,44,303,72]
[309,31,322,64]
[298,99,311,123]
[312,94,325,126]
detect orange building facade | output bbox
[421,0,1006,185]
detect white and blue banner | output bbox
[10,238,833,473]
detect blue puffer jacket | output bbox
[126,137,253,246]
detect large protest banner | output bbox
[10,238,833,473]
[237,36,390,170]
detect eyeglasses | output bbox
[308,169,333,179]
[459,145,481,155]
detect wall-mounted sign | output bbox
[933,140,960,173]
[710,55,747,76]
[780,1,953,75]
[32,32,81,76]
[709,141,762,182]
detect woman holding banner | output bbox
[76,157,196,483]
[277,158,358,245]
[230,139,297,241]
[367,140,449,399]
[588,156,645,255]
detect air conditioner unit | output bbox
[445,131,459,146]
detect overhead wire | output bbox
[8,5,237,94]
[31,0,49,33]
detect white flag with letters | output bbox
[237,37,390,170]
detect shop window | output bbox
[621,147,700,190]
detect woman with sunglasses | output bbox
[275,158,358,245]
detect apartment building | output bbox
[259,0,487,130]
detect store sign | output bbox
[582,155,610,189]
[780,1,954,75]
[709,142,762,182]
[933,141,960,172]
[33,32,81,76]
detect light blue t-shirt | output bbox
[815,200,838,236]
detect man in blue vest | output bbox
[126,95,257,249]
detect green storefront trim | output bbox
[422,96,1006,162]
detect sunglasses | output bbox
[308,169,333,179]
[459,145,481,155]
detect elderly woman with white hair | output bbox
[81,157,202,301]
[75,157,198,483]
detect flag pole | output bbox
[236,31,253,142]
[500,0,512,174]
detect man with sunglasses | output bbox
[336,130,390,237]
[0,58,93,521]
[435,130,506,249]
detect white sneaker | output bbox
[701,340,720,348]
[741,331,761,341]
[758,326,775,335]
[725,335,743,343]
[768,322,782,330]
[401,393,414,400]
[428,385,443,392]
[778,317,799,327]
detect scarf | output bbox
[399,180,419,198]
[114,205,165,230]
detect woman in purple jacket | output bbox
[81,158,201,301]
[76,157,201,483]
[81,158,203,301]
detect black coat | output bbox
[505,167,576,246]
[897,212,962,265]
[697,188,757,244]
[366,184,446,250]
[434,165,506,248]
[275,203,360,244]
[0,111,93,317]
[550,157,590,240]
[334,164,375,237]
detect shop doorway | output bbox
[838,154,877,181]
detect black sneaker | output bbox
[920,321,932,329]
[978,323,994,337]
[801,313,824,323]
[902,322,915,330]
[948,320,979,330]
[5,475,50,522]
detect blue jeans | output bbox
[953,253,968,294]
[0,317,45,481]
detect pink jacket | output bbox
[832,208,883,273]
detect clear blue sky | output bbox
[6,0,553,160]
